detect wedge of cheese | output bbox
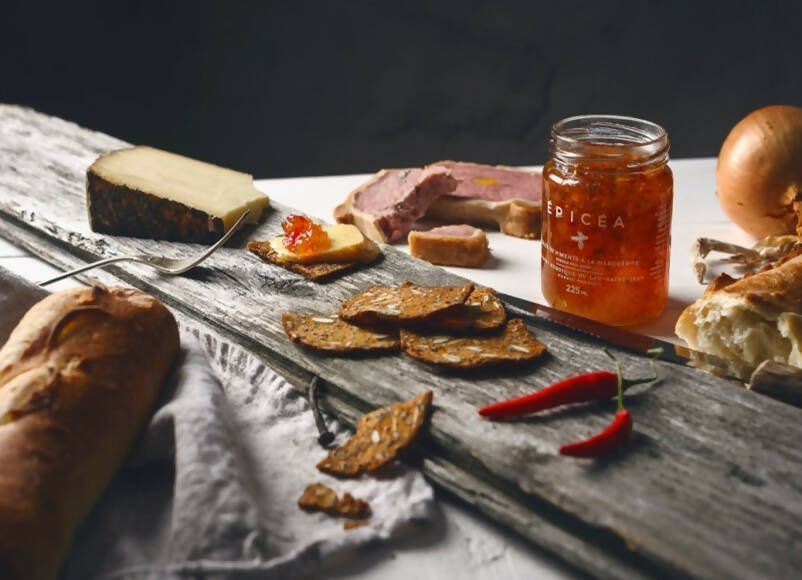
[87,146,269,243]
[268,224,380,264]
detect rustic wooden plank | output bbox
[750,360,802,406]
[2,104,801,579]
[0,215,646,580]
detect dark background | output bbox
[3,1,801,177]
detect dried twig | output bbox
[308,376,335,447]
[691,238,758,283]
[690,235,802,284]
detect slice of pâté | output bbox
[338,283,473,328]
[400,318,546,368]
[248,241,356,281]
[422,286,506,332]
[298,483,371,519]
[317,391,433,477]
[282,313,399,353]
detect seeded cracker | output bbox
[338,283,473,328]
[423,286,506,332]
[317,391,433,477]
[298,483,371,519]
[344,519,369,530]
[400,318,547,368]
[337,492,371,518]
[247,241,356,281]
[282,313,399,353]
[298,483,338,512]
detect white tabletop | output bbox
[258,158,753,343]
[0,157,753,579]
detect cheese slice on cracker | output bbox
[268,224,380,264]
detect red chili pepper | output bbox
[478,371,620,418]
[558,409,632,457]
[478,354,658,419]
[559,351,632,458]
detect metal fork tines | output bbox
[38,209,251,286]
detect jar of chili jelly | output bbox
[541,115,673,326]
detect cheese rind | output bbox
[87,146,269,243]
[268,224,380,264]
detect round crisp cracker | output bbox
[400,318,546,368]
[338,282,474,328]
[422,286,506,332]
[282,313,399,353]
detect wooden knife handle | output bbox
[749,361,802,408]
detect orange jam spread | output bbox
[541,143,673,326]
[282,214,331,255]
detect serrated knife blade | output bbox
[496,292,755,383]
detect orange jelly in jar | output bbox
[541,115,673,326]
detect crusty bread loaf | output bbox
[408,225,490,268]
[675,253,802,369]
[0,286,179,580]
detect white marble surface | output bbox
[0,157,753,579]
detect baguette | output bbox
[675,253,802,369]
[0,286,179,580]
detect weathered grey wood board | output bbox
[2,105,801,579]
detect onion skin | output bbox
[717,105,802,239]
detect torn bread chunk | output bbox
[334,167,457,243]
[338,283,473,328]
[317,391,433,477]
[282,313,399,353]
[676,253,802,369]
[247,241,357,281]
[400,318,546,368]
[408,225,490,268]
[423,286,506,332]
[423,161,542,239]
[87,146,269,243]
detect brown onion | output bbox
[717,105,802,239]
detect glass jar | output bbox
[541,115,673,326]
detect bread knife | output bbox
[497,292,802,407]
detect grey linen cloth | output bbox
[0,267,435,579]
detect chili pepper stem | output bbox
[603,349,625,411]
[619,348,661,392]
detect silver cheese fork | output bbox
[38,209,251,287]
